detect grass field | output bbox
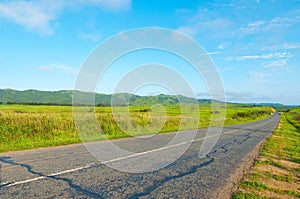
[0,104,273,152]
[232,107,300,199]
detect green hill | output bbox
[0,89,212,106]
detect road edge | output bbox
[212,134,269,199]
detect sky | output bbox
[0,0,299,105]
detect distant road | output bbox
[0,114,280,198]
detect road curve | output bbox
[0,113,280,198]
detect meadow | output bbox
[233,107,300,199]
[0,104,273,152]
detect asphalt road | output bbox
[0,113,280,198]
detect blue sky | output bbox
[0,0,299,105]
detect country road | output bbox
[0,113,280,198]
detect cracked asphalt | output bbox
[0,113,280,198]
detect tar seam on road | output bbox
[0,118,276,189]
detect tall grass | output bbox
[0,112,79,151]
[0,104,272,152]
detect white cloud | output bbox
[83,0,131,11]
[217,44,225,50]
[234,52,292,61]
[235,17,299,35]
[226,91,253,101]
[177,18,232,38]
[261,43,300,50]
[0,0,131,35]
[225,91,274,102]
[0,1,57,35]
[38,64,78,75]
[264,59,288,70]
[206,51,221,55]
[79,31,101,43]
[225,57,234,61]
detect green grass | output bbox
[0,104,272,152]
[240,181,268,191]
[239,180,300,197]
[233,107,300,199]
[254,159,286,169]
[233,192,267,199]
[272,173,293,182]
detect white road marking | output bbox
[1,134,219,188]
[1,118,276,189]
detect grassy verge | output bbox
[232,107,300,199]
[0,104,273,152]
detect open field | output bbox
[0,104,273,152]
[232,107,300,199]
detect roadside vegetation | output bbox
[0,104,273,152]
[233,107,300,199]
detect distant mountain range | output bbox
[0,89,212,106]
[0,89,289,107]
